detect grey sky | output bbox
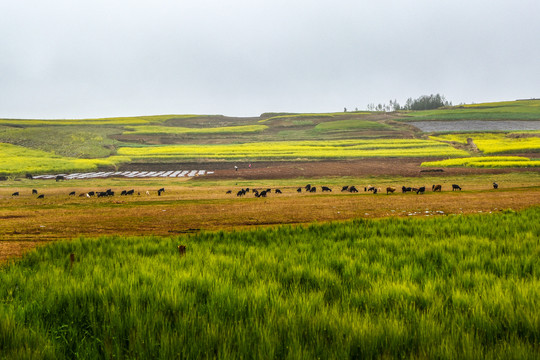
[1,0,539,119]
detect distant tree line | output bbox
[365,94,452,112]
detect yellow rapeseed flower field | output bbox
[117,139,469,159]
[421,156,540,168]
[0,143,130,175]
[430,133,540,154]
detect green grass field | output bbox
[258,113,339,123]
[0,115,199,126]
[0,126,120,158]
[314,119,394,132]
[1,208,538,359]
[399,99,540,121]
[123,124,268,135]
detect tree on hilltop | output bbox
[365,94,452,112]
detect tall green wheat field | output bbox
[1,208,539,359]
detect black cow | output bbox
[309,187,316,193]
[121,190,127,196]
[226,190,232,194]
[452,184,462,191]
[341,185,349,192]
[236,190,245,197]
[259,190,267,197]
[493,182,499,189]
[305,184,311,191]
[297,187,302,193]
[87,191,95,197]
[322,186,332,192]
[69,191,76,196]
[367,186,376,192]
[37,194,44,199]
[126,189,135,195]
[417,186,426,194]
[12,192,19,196]
[349,186,358,193]
[32,189,38,195]
[25,173,33,179]
[275,189,282,194]
[158,188,165,196]
[55,175,65,182]
[402,186,412,193]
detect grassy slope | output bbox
[398,99,540,121]
[123,124,268,135]
[0,114,199,126]
[314,119,393,131]
[0,126,120,158]
[1,208,538,359]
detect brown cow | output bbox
[178,245,186,256]
[432,184,442,192]
[386,187,396,194]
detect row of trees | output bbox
[365,94,452,112]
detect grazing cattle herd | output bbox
[225,183,487,197]
[6,188,167,199]
[4,181,502,200]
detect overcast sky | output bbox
[1,0,539,119]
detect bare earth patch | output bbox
[121,158,540,180]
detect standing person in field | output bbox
[235,166,238,171]
[249,163,251,169]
